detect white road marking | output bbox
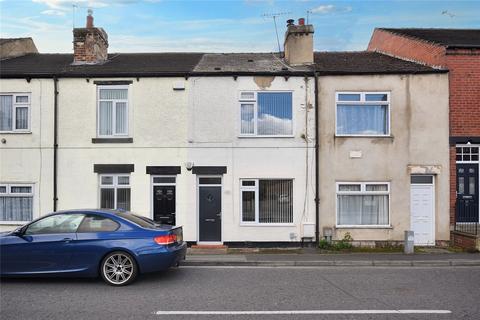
[180,265,480,270]
[154,310,452,315]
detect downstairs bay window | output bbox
[336,182,390,227]
[99,175,131,211]
[0,184,34,222]
[240,179,293,224]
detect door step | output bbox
[189,245,228,255]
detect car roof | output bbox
[53,208,126,215]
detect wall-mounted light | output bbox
[185,161,194,171]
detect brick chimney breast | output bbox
[72,10,108,65]
[284,19,314,66]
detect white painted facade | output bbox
[0,79,55,227]
[0,76,316,243]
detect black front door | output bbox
[153,185,176,225]
[456,163,479,222]
[199,186,221,242]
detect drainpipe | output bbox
[53,76,58,211]
[314,70,320,246]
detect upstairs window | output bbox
[240,91,293,136]
[336,92,390,136]
[97,86,128,137]
[0,94,30,132]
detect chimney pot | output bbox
[86,9,94,28]
[298,18,305,25]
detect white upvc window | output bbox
[240,179,293,224]
[99,174,131,211]
[239,91,293,137]
[97,85,129,137]
[336,182,390,227]
[336,92,390,136]
[0,183,34,223]
[0,93,31,132]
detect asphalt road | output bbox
[1,266,479,320]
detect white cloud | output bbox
[41,9,66,16]
[257,114,292,135]
[310,4,352,14]
[241,115,293,135]
[32,0,142,10]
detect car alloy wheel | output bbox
[101,251,137,286]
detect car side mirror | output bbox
[12,227,25,237]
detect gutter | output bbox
[53,77,58,211]
[0,68,448,80]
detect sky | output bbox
[0,0,479,53]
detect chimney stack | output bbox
[73,9,108,65]
[283,18,314,66]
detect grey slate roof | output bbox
[379,28,480,48]
[0,51,445,78]
[0,38,33,45]
[313,51,441,74]
[0,53,204,77]
[194,53,311,74]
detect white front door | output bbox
[410,176,435,246]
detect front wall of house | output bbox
[187,76,316,242]
[318,73,450,243]
[0,79,54,231]
[51,76,315,242]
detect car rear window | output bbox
[115,211,157,229]
[77,215,120,233]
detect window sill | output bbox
[238,135,295,139]
[336,225,392,229]
[240,223,295,227]
[0,221,29,225]
[92,138,133,144]
[0,131,32,134]
[335,135,393,138]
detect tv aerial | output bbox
[262,11,292,53]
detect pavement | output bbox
[1,264,480,319]
[185,251,480,267]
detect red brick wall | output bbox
[447,53,480,136]
[367,29,446,67]
[451,231,477,249]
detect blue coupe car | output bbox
[0,209,187,286]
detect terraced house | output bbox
[0,14,452,247]
[368,28,480,249]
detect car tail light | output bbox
[154,234,177,245]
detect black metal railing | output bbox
[454,201,479,235]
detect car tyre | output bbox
[100,251,138,286]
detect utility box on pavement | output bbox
[404,230,414,254]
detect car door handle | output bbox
[205,219,215,222]
[62,237,74,242]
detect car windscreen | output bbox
[115,211,157,229]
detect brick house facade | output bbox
[368,28,480,245]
